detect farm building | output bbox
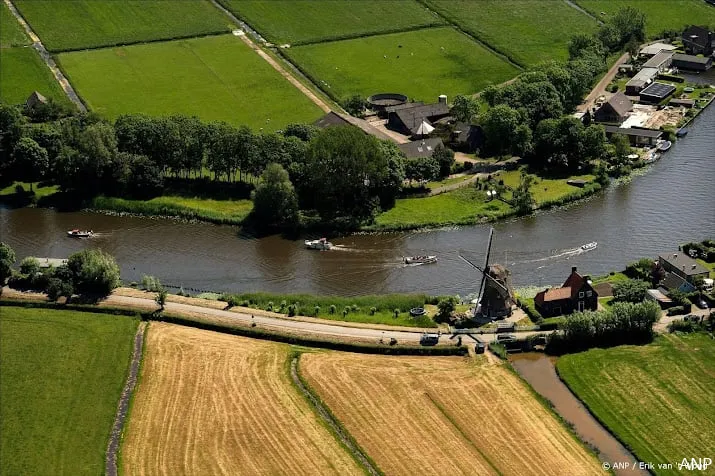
[604,126,662,146]
[387,101,450,137]
[641,51,674,73]
[658,252,710,283]
[593,92,632,124]
[671,53,713,72]
[397,138,444,159]
[625,67,658,95]
[313,111,393,142]
[450,122,484,153]
[669,98,695,108]
[639,42,677,56]
[25,91,48,109]
[534,267,598,317]
[639,83,676,104]
[682,25,714,56]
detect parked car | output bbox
[496,334,516,342]
[694,298,709,310]
[475,342,486,354]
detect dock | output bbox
[35,257,68,268]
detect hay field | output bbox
[301,352,602,476]
[286,27,519,102]
[57,35,324,130]
[575,0,715,37]
[0,307,138,476]
[1,2,28,47]
[13,0,233,52]
[0,48,70,105]
[121,323,361,475]
[218,0,442,44]
[558,333,715,476]
[425,0,598,65]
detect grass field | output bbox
[0,47,70,105]
[1,2,28,48]
[57,34,324,129]
[122,323,361,475]
[557,333,715,476]
[500,171,597,205]
[425,0,598,66]
[0,307,138,476]
[575,0,715,37]
[301,352,601,475]
[219,0,442,44]
[285,27,519,102]
[13,0,233,52]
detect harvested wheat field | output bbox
[301,353,601,476]
[121,323,361,476]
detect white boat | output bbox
[67,229,93,238]
[656,140,672,152]
[404,255,438,265]
[580,242,597,251]
[305,238,332,250]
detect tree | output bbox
[66,249,121,296]
[436,297,457,322]
[568,33,606,61]
[155,287,168,312]
[609,134,632,165]
[481,105,532,158]
[343,95,367,117]
[0,242,15,285]
[19,257,40,276]
[450,95,479,123]
[46,278,74,302]
[404,157,439,183]
[12,137,49,191]
[511,173,535,215]
[613,280,650,303]
[533,117,602,171]
[251,163,300,228]
[432,144,455,178]
[282,123,318,142]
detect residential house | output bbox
[682,25,714,56]
[397,138,444,159]
[672,53,713,72]
[604,125,662,146]
[658,252,710,283]
[639,42,677,56]
[642,51,674,73]
[313,111,394,142]
[534,267,598,317]
[387,102,450,137]
[625,67,658,95]
[660,272,696,293]
[593,92,633,124]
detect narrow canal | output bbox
[1,106,713,296]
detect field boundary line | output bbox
[290,355,383,476]
[563,0,603,24]
[106,321,147,476]
[207,0,331,113]
[290,23,445,47]
[4,0,86,111]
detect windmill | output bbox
[459,228,514,320]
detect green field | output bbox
[424,0,598,66]
[557,333,715,476]
[1,2,28,48]
[0,47,69,105]
[575,0,715,37]
[286,27,519,102]
[58,35,323,130]
[499,171,597,205]
[0,307,138,476]
[14,0,233,52]
[219,0,442,44]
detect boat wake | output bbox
[519,242,597,264]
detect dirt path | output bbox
[207,0,331,113]
[428,173,483,196]
[577,52,629,113]
[5,0,86,111]
[105,321,146,476]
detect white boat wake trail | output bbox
[520,243,597,264]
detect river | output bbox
[2,106,713,296]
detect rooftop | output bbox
[598,92,633,117]
[659,252,709,276]
[640,82,676,99]
[672,53,712,65]
[397,137,444,159]
[604,125,663,138]
[313,111,394,142]
[640,43,677,56]
[643,51,674,68]
[392,103,450,134]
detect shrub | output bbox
[624,258,655,281]
[279,300,287,311]
[141,275,162,292]
[266,301,274,311]
[329,304,336,314]
[393,308,400,318]
[519,298,543,323]
[666,306,685,316]
[46,278,74,301]
[19,257,41,276]
[342,306,350,317]
[667,318,702,333]
[370,306,377,315]
[436,297,457,322]
[314,305,321,316]
[66,249,120,296]
[288,304,297,317]
[351,304,359,312]
[612,279,650,303]
[488,342,508,360]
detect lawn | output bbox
[575,0,715,38]
[219,0,443,45]
[0,2,28,48]
[557,333,715,476]
[0,47,70,106]
[0,181,58,199]
[285,27,519,102]
[13,0,233,52]
[57,34,324,130]
[424,0,599,66]
[499,171,596,205]
[0,307,138,476]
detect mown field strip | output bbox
[302,352,602,475]
[121,323,361,475]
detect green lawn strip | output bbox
[0,181,59,199]
[0,307,138,476]
[423,0,598,66]
[13,0,234,52]
[592,271,629,285]
[499,171,596,205]
[557,334,715,476]
[224,292,437,328]
[0,2,29,48]
[89,195,253,225]
[56,35,323,130]
[284,27,519,103]
[574,0,715,38]
[425,175,473,190]
[218,0,442,45]
[696,259,715,279]
[598,297,613,310]
[0,47,70,106]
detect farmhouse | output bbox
[671,53,713,72]
[534,267,598,317]
[387,101,450,137]
[639,82,676,104]
[625,67,658,95]
[639,42,677,56]
[641,51,673,73]
[313,111,394,142]
[593,92,632,124]
[682,25,714,56]
[451,122,484,152]
[658,252,709,283]
[397,138,444,159]
[604,126,662,146]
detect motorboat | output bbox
[305,237,332,250]
[580,242,597,252]
[656,140,672,152]
[404,255,438,265]
[67,229,94,238]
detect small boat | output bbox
[675,128,688,138]
[404,255,437,265]
[580,242,597,252]
[305,237,332,250]
[656,140,672,152]
[67,229,94,238]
